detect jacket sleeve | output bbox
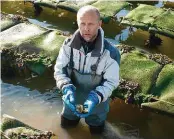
[54,38,72,90]
[95,50,120,103]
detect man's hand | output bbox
[62,84,76,112]
[74,91,99,118]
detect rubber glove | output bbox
[74,90,99,118]
[62,84,76,112]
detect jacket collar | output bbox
[68,27,104,57]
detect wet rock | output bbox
[1,114,55,139]
[121,4,174,38]
[62,31,71,36]
[148,53,172,65]
[116,79,140,104]
[117,44,135,54]
[1,12,27,22]
[1,48,53,77]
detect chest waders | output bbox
[62,47,110,126]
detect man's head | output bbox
[77,5,102,42]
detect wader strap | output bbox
[69,47,74,69]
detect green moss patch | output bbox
[0,22,47,48]
[1,30,66,75]
[113,50,160,104]
[57,0,95,13]
[92,1,129,18]
[142,64,174,115]
[1,114,54,139]
[34,0,59,9]
[17,30,66,61]
[0,13,27,32]
[121,4,174,38]
[151,64,174,97]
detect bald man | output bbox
[54,5,120,134]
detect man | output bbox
[54,5,120,134]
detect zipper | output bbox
[82,55,87,73]
[79,51,81,71]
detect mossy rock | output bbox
[121,4,174,38]
[91,0,129,21]
[15,30,66,74]
[128,1,158,6]
[0,22,47,48]
[142,64,174,115]
[33,0,59,9]
[0,114,55,139]
[19,30,66,60]
[28,0,129,23]
[122,4,164,24]
[1,115,33,132]
[113,50,161,104]
[57,0,96,13]
[149,9,174,38]
[0,13,27,32]
[1,29,66,75]
[153,64,174,97]
[1,13,66,76]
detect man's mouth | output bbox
[84,34,91,37]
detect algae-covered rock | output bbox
[121,4,164,28]
[15,30,66,74]
[112,50,161,104]
[28,0,95,13]
[142,64,174,115]
[91,0,129,20]
[0,22,47,48]
[57,0,96,13]
[149,9,174,38]
[148,53,173,65]
[0,13,27,32]
[33,0,60,9]
[27,0,129,23]
[1,30,66,75]
[0,114,55,139]
[121,4,174,38]
[112,47,174,115]
[117,44,135,54]
[1,13,66,76]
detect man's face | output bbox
[77,11,102,42]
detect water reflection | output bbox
[123,29,174,60]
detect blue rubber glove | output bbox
[62,84,76,112]
[74,90,99,118]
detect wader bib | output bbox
[62,48,109,126]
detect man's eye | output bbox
[89,23,94,26]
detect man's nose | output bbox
[84,25,89,31]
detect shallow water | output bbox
[1,81,174,139]
[1,1,174,139]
